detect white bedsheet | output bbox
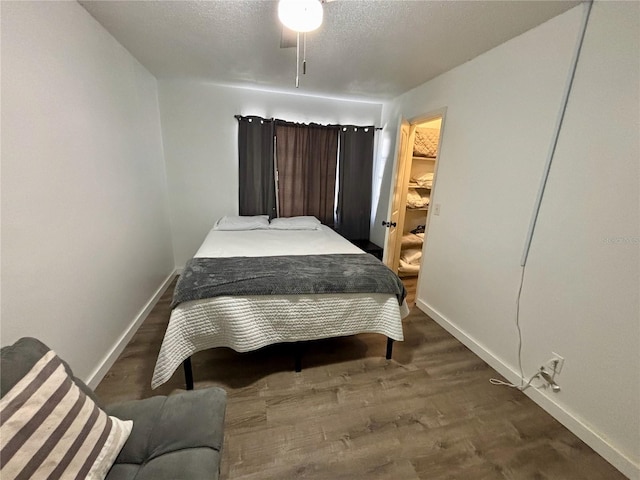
[194,225,364,257]
[152,225,408,388]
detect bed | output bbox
[151,217,410,389]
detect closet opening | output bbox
[383,113,444,281]
[400,117,441,277]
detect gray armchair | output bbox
[0,337,227,480]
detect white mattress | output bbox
[194,225,364,257]
[151,225,408,388]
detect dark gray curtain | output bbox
[236,116,276,217]
[336,126,375,240]
[275,122,339,226]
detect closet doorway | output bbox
[383,113,444,279]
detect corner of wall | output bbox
[86,270,176,389]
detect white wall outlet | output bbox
[433,203,441,216]
[547,352,565,374]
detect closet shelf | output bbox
[406,206,429,211]
[407,183,431,189]
[413,156,436,161]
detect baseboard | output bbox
[415,298,640,480]
[85,270,177,389]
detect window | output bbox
[236,115,375,240]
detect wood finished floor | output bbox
[96,277,624,480]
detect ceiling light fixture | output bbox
[278,0,323,33]
[278,0,323,88]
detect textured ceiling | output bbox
[79,0,580,101]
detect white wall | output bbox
[377,3,639,477]
[157,81,382,267]
[1,2,175,383]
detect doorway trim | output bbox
[381,107,448,274]
[408,108,447,259]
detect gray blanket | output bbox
[172,254,406,309]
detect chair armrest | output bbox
[105,387,227,465]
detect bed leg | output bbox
[386,338,394,360]
[183,357,194,390]
[294,342,302,372]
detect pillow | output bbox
[213,215,270,231]
[269,216,322,230]
[413,128,439,158]
[0,349,132,480]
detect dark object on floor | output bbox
[349,239,384,260]
[1,337,227,480]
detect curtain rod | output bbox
[234,115,381,130]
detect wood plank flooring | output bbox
[95,277,624,480]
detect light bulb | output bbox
[278,0,323,33]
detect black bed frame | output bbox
[182,337,395,390]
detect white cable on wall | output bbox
[492,0,594,390]
[520,0,593,268]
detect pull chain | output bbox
[295,31,300,88]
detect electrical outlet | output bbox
[547,352,565,374]
[539,367,561,392]
[433,203,441,216]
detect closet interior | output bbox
[398,118,442,277]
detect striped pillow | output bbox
[0,350,132,480]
